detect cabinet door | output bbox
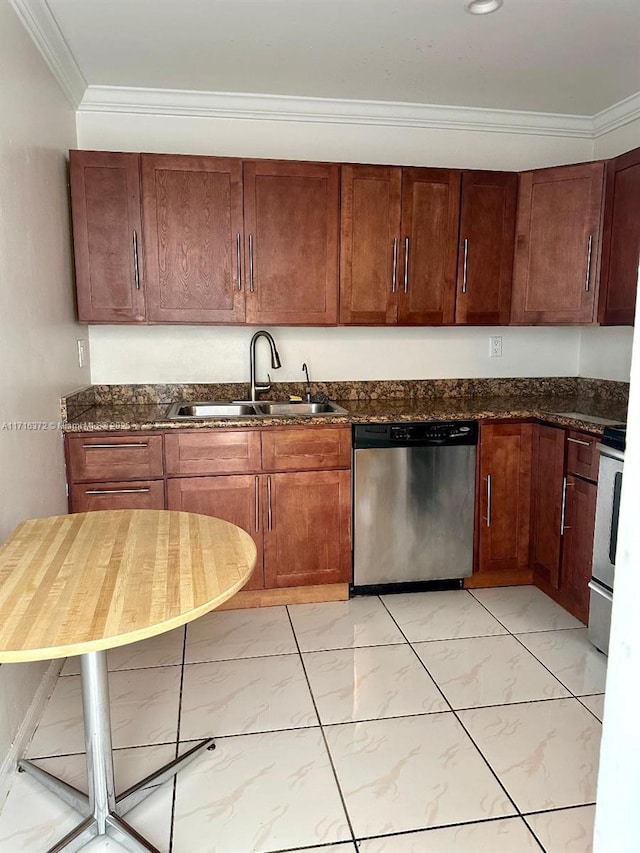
[561,475,597,624]
[70,480,165,513]
[340,165,402,324]
[598,147,640,325]
[244,160,339,325]
[478,423,532,574]
[455,171,517,325]
[511,162,605,324]
[530,425,565,588]
[141,154,245,323]
[398,168,460,325]
[264,470,351,587]
[70,151,146,323]
[167,476,264,590]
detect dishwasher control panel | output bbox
[354,420,478,448]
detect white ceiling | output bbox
[18,0,640,115]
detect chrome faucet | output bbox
[302,362,312,402]
[249,330,281,401]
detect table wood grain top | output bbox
[0,510,257,663]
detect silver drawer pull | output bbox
[486,474,492,528]
[85,488,151,495]
[567,437,590,447]
[132,230,141,290]
[462,238,469,294]
[248,233,255,292]
[82,443,149,449]
[254,476,260,533]
[403,237,410,293]
[236,233,242,291]
[267,475,272,531]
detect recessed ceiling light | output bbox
[465,0,504,14]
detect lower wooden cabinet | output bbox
[476,422,533,580]
[561,475,597,624]
[264,470,351,588]
[530,424,598,623]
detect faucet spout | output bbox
[249,331,281,402]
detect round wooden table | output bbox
[0,509,257,853]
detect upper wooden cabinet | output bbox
[141,154,245,323]
[70,151,146,323]
[511,162,605,324]
[339,166,517,326]
[455,171,517,325]
[598,146,640,325]
[243,160,340,325]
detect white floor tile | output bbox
[459,698,601,813]
[0,746,174,852]
[61,628,185,675]
[180,655,317,739]
[579,694,605,721]
[325,713,515,837]
[288,597,405,652]
[517,629,608,696]
[173,728,351,853]
[525,805,595,852]
[414,634,570,709]
[470,586,582,633]
[27,667,181,757]
[381,590,507,642]
[303,645,448,724]
[185,605,297,663]
[358,817,540,852]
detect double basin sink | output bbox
[167,400,349,419]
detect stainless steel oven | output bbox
[589,426,626,655]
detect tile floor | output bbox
[0,585,607,852]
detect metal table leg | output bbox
[18,650,215,852]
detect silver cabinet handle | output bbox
[236,233,242,291]
[267,475,272,531]
[462,238,469,294]
[567,437,590,447]
[560,476,574,534]
[82,443,148,449]
[403,237,410,293]
[132,230,141,290]
[248,234,255,292]
[391,237,398,293]
[585,234,593,292]
[85,488,150,495]
[254,476,260,533]
[486,474,492,528]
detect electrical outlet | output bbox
[489,335,503,358]
[77,338,88,369]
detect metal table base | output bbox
[18,650,214,853]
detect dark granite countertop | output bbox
[61,380,628,436]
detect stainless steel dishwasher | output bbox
[352,421,478,593]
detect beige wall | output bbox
[0,3,88,772]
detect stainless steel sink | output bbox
[167,401,261,418]
[167,400,348,419]
[255,401,348,416]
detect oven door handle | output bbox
[609,471,623,565]
[588,580,613,604]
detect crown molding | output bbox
[79,86,595,138]
[592,90,640,138]
[10,0,86,107]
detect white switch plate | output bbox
[489,335,503,358]
[77,338,88,369]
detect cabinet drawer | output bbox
[165,430,261,476]
[566,431,599,482]
[261,426,351,472]
[70,480,165,512]
[67,435,164,482]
